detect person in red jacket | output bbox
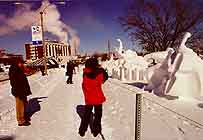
[79,58,108,137]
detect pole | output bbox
[40,11,48,75]
[108,40,110,58]
[135,93,142,140]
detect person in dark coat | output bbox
[66,61,75,84]
[78,58,108,137]
[9,59,32,126]
[39,65,45,76]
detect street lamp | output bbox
[13,1,66,75]
[40,11,47,75]
[39,1,65,75]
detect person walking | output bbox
[9,59,32,126]
[66,61,75,84]
[78,58,108,137]
[39,65,45,76]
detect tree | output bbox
[120,0,203,53]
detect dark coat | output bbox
[82,67,108,105]
[9,64,32,99]
[66,62,75,76]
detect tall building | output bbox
[25,40,71,61]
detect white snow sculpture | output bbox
[144,51,168,64]
[109,39,149,81]
[121,50,149,80]
[144,48,175,96]
[167,32,202,98]
[123,50,148,69]
[117,38,124,55]
[110,54,114,61]
[104,54,115,76]
[144,32,203,98]
[164,51,183,94]
[115,38,149,69]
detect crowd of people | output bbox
[8,57,108,138]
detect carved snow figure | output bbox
[145,32,203,98]
[144,48,175,96]
[166,32,202,98]
[116,38,124,55]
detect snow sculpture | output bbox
[108,38,149,81]
[115,39,149,69]
[121,51,149,80]
[167,32,202,98]
[116,38,124,55]
[144,51,168,64]
[164,51,183,94]
[145,32,203,98]
[144,48,175,96]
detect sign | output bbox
[31,26,42,46]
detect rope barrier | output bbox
[108,80,203,129]
[142,97,203,129]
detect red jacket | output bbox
[82,67,106,105]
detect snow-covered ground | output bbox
[0,67,203,140]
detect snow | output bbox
[0,66,203,140]
[107,32,203,99]
[1,32,203,139]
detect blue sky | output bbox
[0,0,137,56]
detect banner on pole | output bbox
[31,26,42,46]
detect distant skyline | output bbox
[0,0,138,57]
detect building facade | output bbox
[25,40,71,61]
[0,49,23,65]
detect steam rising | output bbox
[0,0,80,55]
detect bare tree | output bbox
[120,0,203,53]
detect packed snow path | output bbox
[1,68,203,140]
[1,69,136,140]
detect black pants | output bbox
[66,74,73,84]
[79,104,102,134]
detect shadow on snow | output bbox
[26,96,48,118]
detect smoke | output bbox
[0,4,37,35]
[0,0,80,55]
[66,26,80,55]
[41,0,68,42]
[42,0,80,55]
[70,35,80,55]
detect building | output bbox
[0,49,6,58]
[0,49,23,65]
[25,40,71,61]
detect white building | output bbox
[25,40,71,62]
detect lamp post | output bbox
[39,1,66,75]
[14,1,66,75]
[108,40,111,59]
[40,11,47,75]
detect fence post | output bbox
[135,93,142,140]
